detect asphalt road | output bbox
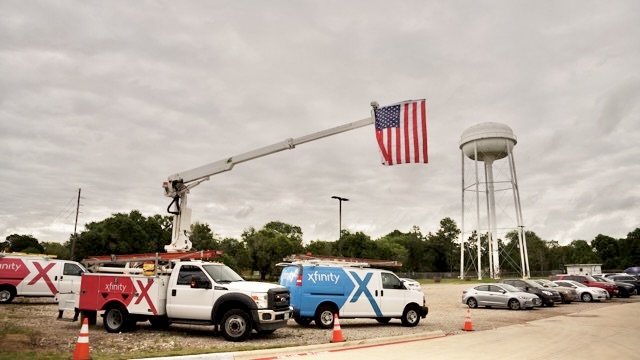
[236,300,640,360]
[141,293,640,360]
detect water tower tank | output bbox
[459,122,517,162]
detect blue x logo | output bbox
[349,271,382,316]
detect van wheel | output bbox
[104,304,132,333]
[221,309,252,342]
[0,286,16,304]
[401,305,420,327]
[293,315,312,327]
[314,305,335,329]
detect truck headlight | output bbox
[251,293,269,308]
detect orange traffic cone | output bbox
[330,313,345,343]
[463,308,473,331]
[72,317,91,360]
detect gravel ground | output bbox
[1,283,637,359]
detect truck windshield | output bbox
[202,264,244,283]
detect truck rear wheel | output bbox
[0,286,16,304]
[220,309,252,342]
[104,304,132,333]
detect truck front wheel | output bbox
[104,304,132,333]
[220,309,252,342]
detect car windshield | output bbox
[202,264,245,283]
[498,284,521,292]
[569,281,587,288]
[584,275,599,282]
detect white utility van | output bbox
[0,253,86,304]
[278,260,428,328]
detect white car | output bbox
[400,278,422,292]
[552,280,610,302]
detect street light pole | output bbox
[331,196,349,256]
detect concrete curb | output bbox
[134,330,446,360]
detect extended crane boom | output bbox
[163,114,375,252]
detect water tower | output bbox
[459,123,530,279]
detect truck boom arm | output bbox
[163,115,374,252]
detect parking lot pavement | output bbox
[234,301,640,360]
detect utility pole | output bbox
[71,188,81,260]
[331,196,349,256]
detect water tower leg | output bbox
[485,159,500,279]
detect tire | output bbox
[466,297,478,309]
[0,287,16,304]
[618,288,630,298]
[104,304,131,333]
[220,309,252,342]
[293,315,313,327]
[401,305,421,327]
[376,317,391,324]
[314,305,336,329]
[508,299,521,310]
[581,292,593,302]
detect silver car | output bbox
[552,280,610,302]
[462,283,542,310]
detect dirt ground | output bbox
[1,283,637,359]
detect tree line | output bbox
[2,210,639,279]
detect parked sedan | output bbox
[400,278,422,292]
[552,280,610,302]
[498,279,563,306]
[592,275,635,297]
[533,279,578,303]
[606,274,640,294]
[462,283,542,310]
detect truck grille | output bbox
[268,288,290,311]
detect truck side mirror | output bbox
[190,277,212,289]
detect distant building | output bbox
[564,264,602,275]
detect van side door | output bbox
[377,272,406,317]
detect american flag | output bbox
[374,99,428,166]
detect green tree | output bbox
[305,240,334,257]
[189,222,220,250]
[41,242,70,259]
[73,210,172,261]
[243,222,304,280]
[566,240,598,264]
[217,237,250,274]
[591,234,619,269]
[426,217,461,272]
[4,234,44,253]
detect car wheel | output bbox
[220,309,252,342]
[401,305,421,327]
[376,317,391,324]
[466,297,478,308]
[508,299,521,310]
[581,292,593,302]
[314,305,336,329]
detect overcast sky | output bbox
[1,1,639,248]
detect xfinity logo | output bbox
[105,282,127,292]
[0,263,22,272]
[307,271,340,284]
